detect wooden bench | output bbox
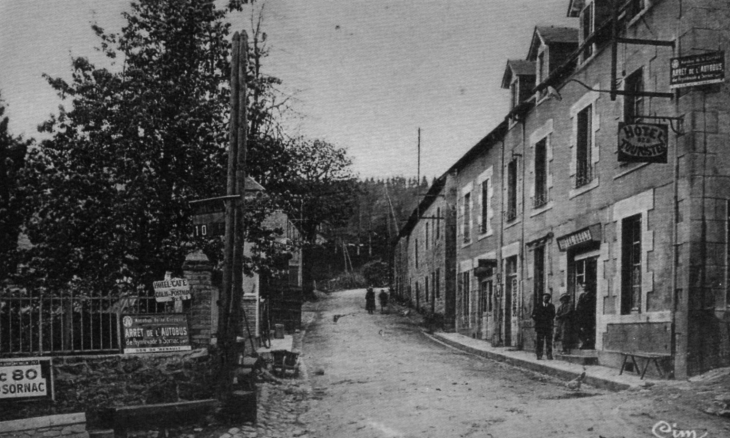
[616,351,671,379]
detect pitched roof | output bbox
[537,26,580,44]
[527,26,579,60]
[244,177,265,192]
[567,0,585,18]
[501,59,536,89]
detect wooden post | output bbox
[219,32,239,352]
[218,30,248,401]
[230,29,249,354]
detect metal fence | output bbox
[0,290,168,357]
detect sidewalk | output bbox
[428,331,654,391]
[256,334,295,355]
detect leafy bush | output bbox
[361,260,389,287]
[422,311,445,333]
[329,271,367,291]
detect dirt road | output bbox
[299,289,729,438]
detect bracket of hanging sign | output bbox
[610,2,676,101]
[631,114,685,136]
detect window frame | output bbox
[576,104,593,188]
[424,219,429,251]
[507,159,518,221]
[480,179,489,234]
[621,214,642,314]
[533,245,546,307]
[463,192,472,244]
[580,1,594,61]
[623,67,644,123]
[534,138,548,208]
[415,238,419,269]
[462,271,471,317]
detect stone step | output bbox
[565,349,597,356]
[556,352,599,366]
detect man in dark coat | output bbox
[576,284,596,349]
[554,293,575,353]
[531,292,556,360]
[365,287,376,314]
[378,289,389,313]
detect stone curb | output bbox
[427,332,632,392]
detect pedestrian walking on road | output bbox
[531,292,555,360]
[378,289,389,313]
[365,287,376,314]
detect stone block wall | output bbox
[0,413,88,438]
[183,256,217,348]
[0,350,215,428]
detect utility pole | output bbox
[218,30,249,401]
[417,127,421,184]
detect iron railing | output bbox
[0,291,167,357]
[533,191,548,208]
[575,161,594,188]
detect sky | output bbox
[0,0,576,180]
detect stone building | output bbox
[396,0,730,378]
[452,127,506,342]
[394,174,457,328]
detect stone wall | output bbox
[0,350,215,428]
[183,254,217,348]
[0,413,88,438]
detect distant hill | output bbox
[311,176,432,284]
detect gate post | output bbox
[183,251,218,349]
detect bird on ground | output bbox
[333,313,355,323]
[567,367,587,391]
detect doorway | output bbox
[504,256,517,346]
[568,249,598,350]
[479,278,493,340]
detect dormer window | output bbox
[624,0,646,22]
[537,51,546,89]
[571,1,613,64]
[581,2,594,60]
[527,26,579,98]
[501,60,536,112]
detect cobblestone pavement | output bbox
[217,378,313,438]
[212,298,320,438]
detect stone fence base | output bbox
[0,413,89,438]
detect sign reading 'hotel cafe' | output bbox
[617,122,669,163]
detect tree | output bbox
[284,138,357,296]
[0,95,32,281]
[21,0,245,292]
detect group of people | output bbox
[365,286,389,314]
[531,285,596,360]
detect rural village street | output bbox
[288,289,730,438]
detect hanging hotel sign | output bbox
[153,273,191,302]
[0,358,54,400]
[618,123,668,163]
[670,51,725,89]
[121,314,191,354]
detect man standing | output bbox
[365,287,376,315]
[531,292,556,360]
[378,289,389,313]
[575,284,596,349]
